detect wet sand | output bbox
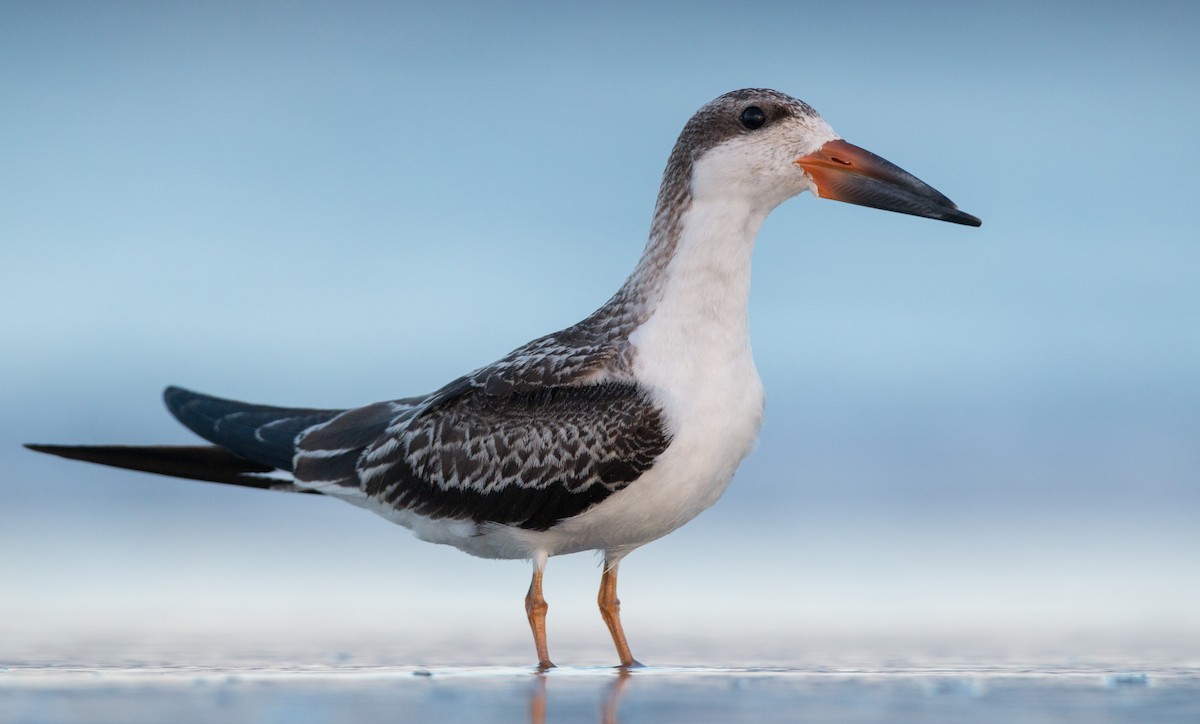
[4,655,1198,723]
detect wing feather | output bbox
[164,386,342,471]
[297,382,669,531]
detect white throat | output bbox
[628,140,793,359]
[645,195,764,340]
[625,145,784,432]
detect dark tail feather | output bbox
[163,386,344,471]
[24,444,321,493]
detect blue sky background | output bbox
[2,2,1197,660]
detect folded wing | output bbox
[296,381,671,531]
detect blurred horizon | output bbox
[2,1,1197,657]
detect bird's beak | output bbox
[795,139,981,227]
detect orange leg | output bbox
[525,556,554,670]
[598,558,642,668]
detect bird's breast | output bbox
[536,304,766,554]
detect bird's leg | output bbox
[525,554,554,670]
[598,556,642,668]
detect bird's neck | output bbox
[622,191,770,339]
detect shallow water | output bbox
[4,656,1198,723]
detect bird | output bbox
[27,88,980,669]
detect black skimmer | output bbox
[27,89,980,669]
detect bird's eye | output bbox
[740,106,766,130]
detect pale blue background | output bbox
[2,2,1197,658]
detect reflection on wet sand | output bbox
[530,668,633,724]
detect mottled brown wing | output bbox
[322,382,670,531]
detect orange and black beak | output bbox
[796,139,981,227]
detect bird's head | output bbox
[675,88,981,227]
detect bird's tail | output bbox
[23,443,315,492]
[25,386,346,492]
